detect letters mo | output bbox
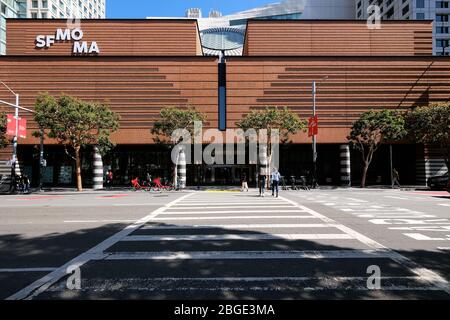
[35,28,100,54]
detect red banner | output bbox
[308,116,319,137]
[18,118,27,138]
[6,114,16,136]
[6,115,26,138]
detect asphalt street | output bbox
[0,188,449,300]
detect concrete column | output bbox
[93,146,104,190]
[177,148,187,189]
[340,144,351,186]
[416,144,447,186]
[259,145,268,176]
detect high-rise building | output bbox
[22,0,105,19]
[149,0,355,55]
[356,0,450,55]
[0,0,105,55]
[1,0,20,55]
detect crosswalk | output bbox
[8,191,450,300]
[289,192,450,245]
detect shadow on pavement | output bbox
[0,222,449,300]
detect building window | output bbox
[32,1,39,9]
[416,0,425,8]
[42,0,48,9]
[437,1,450,8]
[402,5,410,16]
[436,26,449,33]
[31,12,38,18]
[416,12,425,19]
[436,14,449,22]
[436,39,449,47]
[41,12,47,18]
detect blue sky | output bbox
[106,0,275,19]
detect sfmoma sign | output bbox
[35,28,100,55]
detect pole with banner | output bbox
[311,81,318,188]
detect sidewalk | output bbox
[0,185,432,196]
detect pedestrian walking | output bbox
[146,172,152,187]
[392,168,401,188]
[22,175,30,193]
[241,172,249,192]
[106,170,114,190]
[271,168,281,198]
[258,173,266,197]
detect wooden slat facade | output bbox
[243,20,433,56]
[6,19,203,56]
[2,56,450,146]
[226,57,450,143]
[0,56,218,145]
[1,20,449,149]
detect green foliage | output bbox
[236,107,307,143]
[348,109,406,187]
[34,93,120,157]
[405,102,450,168]
[34,93,120,191]
[151,107,207,145]
[0,112,8,149]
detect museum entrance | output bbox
[187,164,257,186]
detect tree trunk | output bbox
[75,146,83,192]
[446,144,450,172]
[361,162,369,188]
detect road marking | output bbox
[166,205,295,210]
[159,210,306,215]
[403,233,447,241]
[0,268,57,273]
[438,204,450,207]
[172,202,284,206]
[278,196,450,295]
[151,216,318,221]
[113,203,157,207]
[102,250,388,261]
[64,220,137,223]
[122,234,354,241]
[384,196,410,200]
[390,226,450,232]
[141,224,332,230]
[346,198,368,203]
[437,247,450,250]
[7,193,194,301]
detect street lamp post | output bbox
[311,76,328,189]
[0,82,43,192]
[0,82,19,191]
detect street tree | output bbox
[237,107,307,174]
[0,112,8,150]
[348,110,406,188]
[151,107,207,186]
[405,102,450,171]
[34,93,120,191]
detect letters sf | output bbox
[35,28,100,54]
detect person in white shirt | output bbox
[271,168,281,198]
